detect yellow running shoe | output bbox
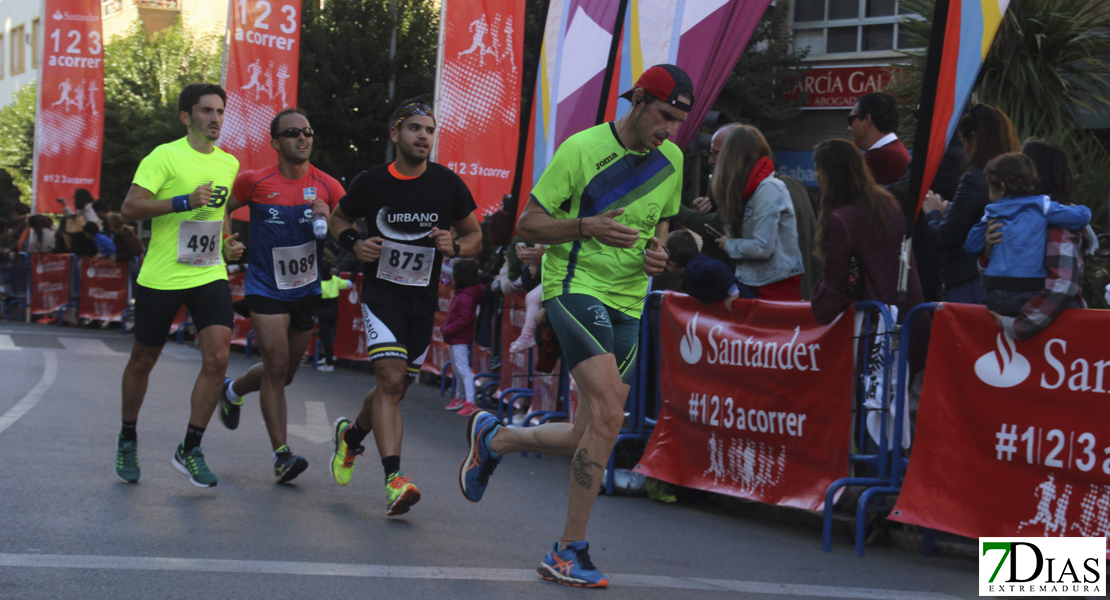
[385,472,421,516]
[330,418,364,486]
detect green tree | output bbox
[101,20,223,208]
[298,0,439,182]
[0,20,222,211]
[711,1,809,149]
[0,83,38,203]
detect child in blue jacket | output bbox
[965,152,1090,316]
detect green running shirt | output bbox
[133,137,239,290]
[531,122,682,317]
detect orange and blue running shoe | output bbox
[459,409,502,502]
[385,472,421,516]
[537,540,609,588]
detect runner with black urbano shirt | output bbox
[328,97,482,515]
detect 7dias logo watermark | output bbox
[980,537,1106,596]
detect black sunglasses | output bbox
[276,127,314,138]
[846,114,863,126]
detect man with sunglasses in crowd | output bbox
[328,97,481,516]
[115,83,245,487]
[846,91,910,186]
[216,109,345,483]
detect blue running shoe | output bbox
[459,409,501,502]
[537,541,609,588]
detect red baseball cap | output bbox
[619,64,695,112]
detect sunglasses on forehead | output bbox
[276,127,314,138]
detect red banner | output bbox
[228,270,252,346]
[221,0,302,220]
[77,257,127,321]
[421,279,455,376]
[434,0,524,218]
[635,293,855,510]
[498,290,530,388]
[29,254,72,315]
[34,0,104,213]
[333,274,367,362]
[891,303,1110,540]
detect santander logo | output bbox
[680,312,702,364]
[974,332,1031,388]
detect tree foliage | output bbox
[0,20,221,211]
[101,20,223,208]
[298,0,439,182]
[711,1,809,149]
[0,83,38,203]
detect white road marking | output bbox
[288,400,333,444]
[0,351,57,435]
[0,553,962,598]
[0,334,15,350]
[59,336,124,355]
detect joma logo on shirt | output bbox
[595,153,618,171]
[387,213,438,224]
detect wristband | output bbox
[172,195,191,213]
[578,217,585,238]
[337,228,360,252]
[451,241,461,258]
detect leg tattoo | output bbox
[572,448,604,489]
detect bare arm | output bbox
[515,197,639,247]
[120,182,215,221]
[643,219,669,276]
[429,211,482,258]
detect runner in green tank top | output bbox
[114,83,244,489]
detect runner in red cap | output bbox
[459,64,695,588]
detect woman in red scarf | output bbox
[709,125,805,300]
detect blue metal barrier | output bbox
[821,301,937,556]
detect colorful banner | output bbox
[29,254,72,315]
[77,257,127,321]
[434,0,525,218]
[220,0,302,219]
[607,0,772,150]
[635,293,854,510]
[891,303,1110,541]
[519,0,623,206]
[907,0,1011,220]
[333,274,367,362]
[33,0,104,214]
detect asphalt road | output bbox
[0,321,980,599]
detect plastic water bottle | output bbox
[304,187,327,239]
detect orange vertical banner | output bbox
[220,0,302,219]
[34,0,104,214]
[434,0,525,218]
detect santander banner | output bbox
[29,254,72,316]
[635,293,854,510]
[77,257,127,321]
[892,303,1110,540]
[220,0,302,219]
[434,0,524,218]
[34,0,104,214]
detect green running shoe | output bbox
[115,439,140,483]
[274,445,308,484]
[330,418,364,486]
[173,444,218,488]
[385,472,421,516]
